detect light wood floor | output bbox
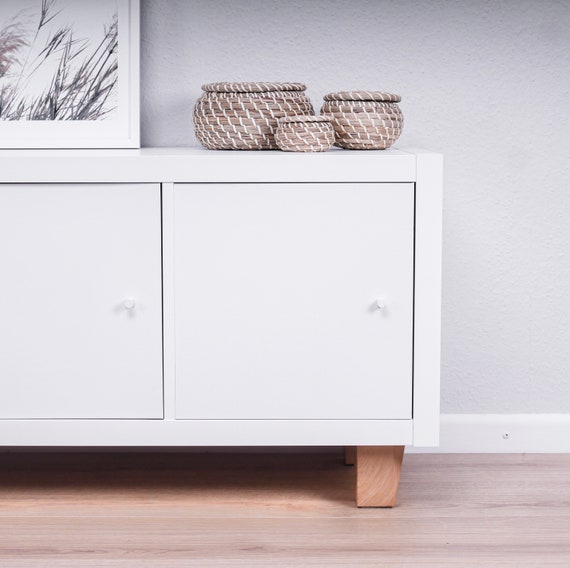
[0,451,569,566]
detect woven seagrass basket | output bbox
[321,91,403,150]
[275,115,335,153]
[194,82,315,150]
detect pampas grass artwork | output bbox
[0,0,118,121]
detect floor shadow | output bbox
[0,448,355,505]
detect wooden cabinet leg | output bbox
[344,446,356,466]
[355,446,404,507]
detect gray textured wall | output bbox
[140,0,570,413]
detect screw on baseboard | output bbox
[502,432,510,440]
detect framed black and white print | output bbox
[0,0,139,148]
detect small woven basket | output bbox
[194,82,315,150]
[275,115,335,152]
[321,91,403,150]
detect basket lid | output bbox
[202,82,307,93]
[323,90,401,103]
[278,115,331,124]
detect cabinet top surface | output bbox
[0,146,440,183]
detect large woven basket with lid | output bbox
[321,91,403,150]
[194,82,315,150]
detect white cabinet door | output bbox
[0,184,163,419]
[174,183,414,420]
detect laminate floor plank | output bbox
[0,452,569,566]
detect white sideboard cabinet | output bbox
[0,147,442,507]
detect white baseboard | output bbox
[408,414,570,453]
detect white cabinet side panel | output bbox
[174,183,414,420]
[0,184,163,419]
[412,152,443,446]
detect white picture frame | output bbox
[0,0,140,148]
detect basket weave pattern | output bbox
[202,82,305,93]
[194,83,315,150]
[275,116,335,153]
[321,91,403,150]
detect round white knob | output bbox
[123,298,136,310]
[375,298,387,310]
